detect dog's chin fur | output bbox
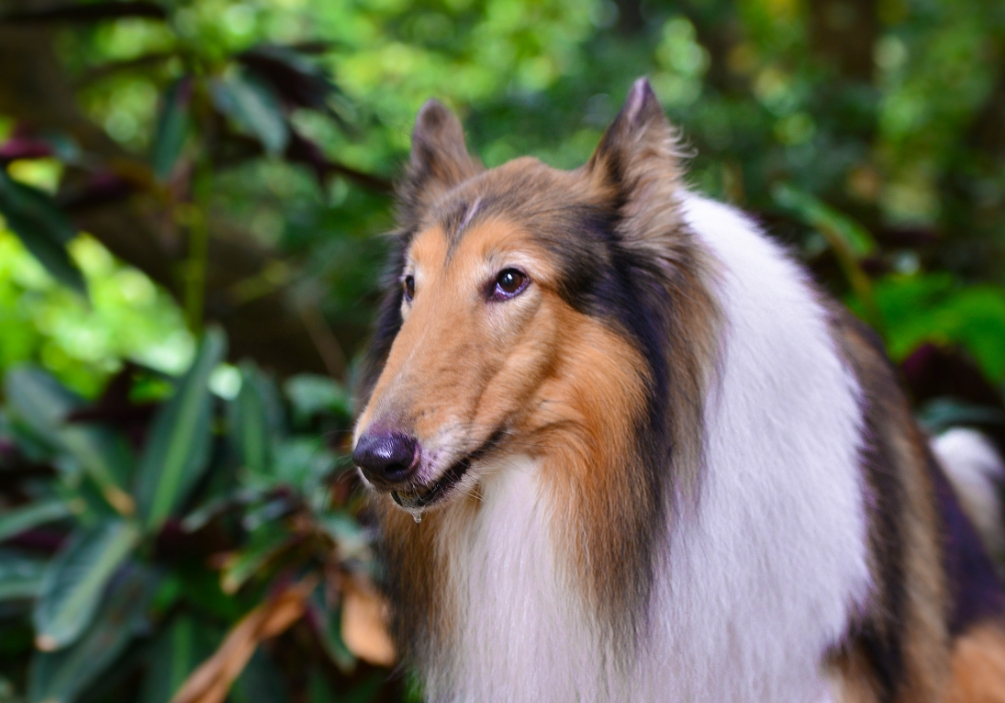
[355,80,1005,702]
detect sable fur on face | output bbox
[355,81,720,659]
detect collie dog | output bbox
[352,79,1005,702]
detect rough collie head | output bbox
[353,79,718,525]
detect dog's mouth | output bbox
[391,430,504,511]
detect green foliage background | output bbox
[1,0,1005,701]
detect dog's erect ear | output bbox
[398,99,481,226]
[586,78,682,206]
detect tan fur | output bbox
[947,625,1005,703]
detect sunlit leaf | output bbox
[29,567,156,703]
[33,519,140,651]
[134,328,227,531]
[211,74,289,156]
[0,170,86,296]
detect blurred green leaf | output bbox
[231,648,291,703]
[139,615,217,703]
[284,374,352,423]
[211,73,289,156]
[317,511,371,562]
[308,586,355,673]
[773,183,882,330]
[773,184,877,257]
[0,500,76,544]
[5,367,135,514]
[32,519,140,651]
[28,567,156,703]
[872,274,1005,381]
[0,550,47,603]
[228,361,274,474]
[151,77,193,181]
[134,327,227,531]
[220,522,293,594]
[917,398,1005,434]
[0,170,86,296]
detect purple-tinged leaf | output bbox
[0,136,52,164]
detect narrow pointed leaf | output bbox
[135,328,227,531]
[211,75,289,156]
[151,77,193,180]
[5,367,136,514]
[0,500,75,543]
[0,170,86,296]
[29,567,156,703]
[228,362,273,475]
[33,519,140,651]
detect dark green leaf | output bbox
[220,522,293,594]
[29,567,156,703]
[0,170,86,296]
[917,398,1005,434]
[231,648,291,703]
[151,77,193,181]
[308,586,355,673]
[0,500,76,544]
[139,615,218,703]
[32,519,140,651]
[5,367,136,515]
[134,327,227,531]
[211,73,289,156]
[228,362,274,475]
[0,550,47,603]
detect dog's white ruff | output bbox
[421,194,873,703]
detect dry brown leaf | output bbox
[341,577,395,666]
[169,579,315,703]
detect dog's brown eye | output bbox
[492,268,528,300]
[403,275,415,302]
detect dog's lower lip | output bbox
[390,430,505,510]
[392,456,471,510]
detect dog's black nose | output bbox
[353,430,419,484]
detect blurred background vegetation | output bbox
[1,0,1005,701]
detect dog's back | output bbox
[353,79,1005,702]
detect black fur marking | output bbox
[926,449,1005,636]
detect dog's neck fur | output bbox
[379,193,872,703]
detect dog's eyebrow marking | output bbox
[456,196,482,236]
[445,196,483,261]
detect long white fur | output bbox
[932,427,1005,563]
[420,194,874,702]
